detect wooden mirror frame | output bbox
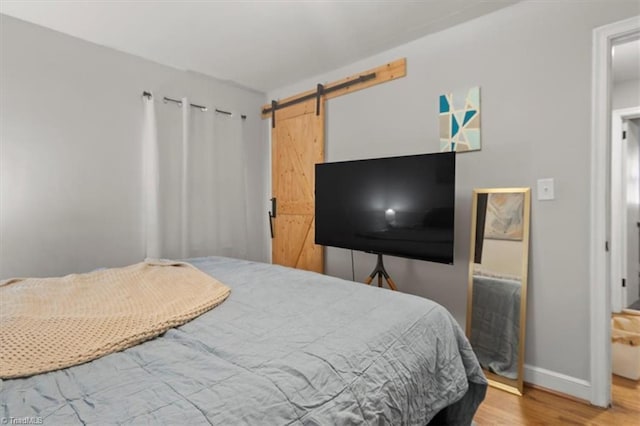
[466,187,531,396]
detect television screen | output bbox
[315,152,455,264]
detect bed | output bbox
[0,256,487,425]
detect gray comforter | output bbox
[1,257,486,425]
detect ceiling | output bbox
[0,0,519,92]
[613,38,640,84]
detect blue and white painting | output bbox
[439,86,481,152]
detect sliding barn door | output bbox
[271,99,324,272]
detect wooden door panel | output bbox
[296,218,323,271]
[272,99,324,273]
[279,201,313,216]
[276,126,313,203]
[272,215,312,268]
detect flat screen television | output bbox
[315,152,455,264]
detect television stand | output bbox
[364,254,398,291]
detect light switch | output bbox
[537,178,555,201]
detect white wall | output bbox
[0,15,270,278]
[267,1,639,389]
[613,79,640,110]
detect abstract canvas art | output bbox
[439,86,481,152]
[484,192,524,241]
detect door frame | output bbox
[590,16,640,408]
[611,107,640,313]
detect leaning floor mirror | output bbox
[466,188,531,395]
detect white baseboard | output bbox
[524,364,592,402]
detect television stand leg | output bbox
[364,254,397,291]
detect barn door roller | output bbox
[261,58,407,128]
[266,73,376,127]
[316,83,324,116]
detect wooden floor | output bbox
[473,375,640,425]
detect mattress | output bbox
[0,256,486,425]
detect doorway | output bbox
[611,38,640,313]
[612,109,640,312]
[624,117,640,310]
[591,16,640,408]
[626,121,640,311]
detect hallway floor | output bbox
[473,375,640,425]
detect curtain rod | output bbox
[163,96,208,112]
[142,91,246,119]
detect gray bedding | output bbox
[469,275,521,379]
[1,257,486,425]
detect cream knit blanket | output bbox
[0,260,230,379]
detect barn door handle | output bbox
[268,213,274,238]
[268,198,277,238]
